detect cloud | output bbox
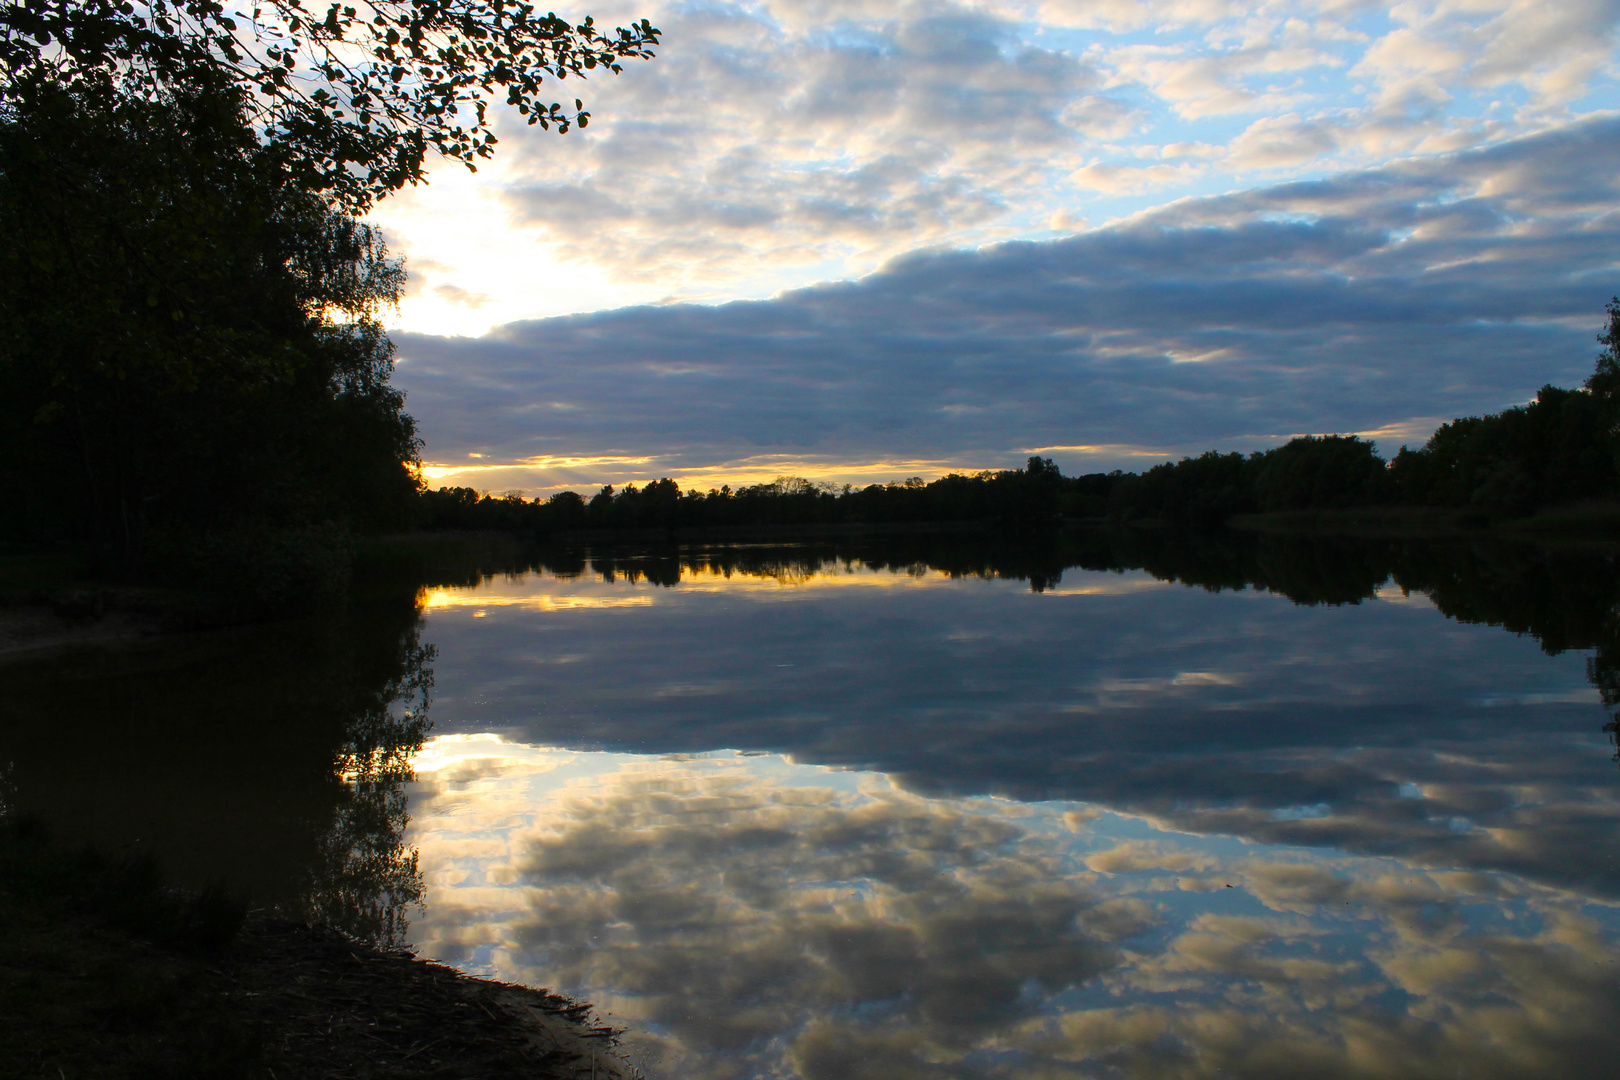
[373,0,1620,335]
[1068,160,1205,193]
[411,758,1143,1077]
[1228,112,1343,169]
[1107,43,1333,120]
[396,116,1620,488]
[494,1,1105,289]
[431,283,492,308]
[1354,0,1620,111]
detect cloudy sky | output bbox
[374,0,1620,494]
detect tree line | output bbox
[419,462,1072,533]
[421,324,1620,536]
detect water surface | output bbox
[401,537,1620,1079]
[5,533,1620,1078]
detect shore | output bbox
[1226,501,1620,539]
[2,891,635,1080]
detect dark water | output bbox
[5,531,1620,1078]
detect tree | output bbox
[0,75,419,574]
[0,0,659,590]
[1251,435,1391,512]
[1,0,660,211]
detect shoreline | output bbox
[3,891,636,1079]
[1226,502,1620,540]
[7,508,1617,664]
[219,915,636,1079]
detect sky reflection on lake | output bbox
[404,549,1620,1078]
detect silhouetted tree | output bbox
[0,0,660,593]
[1253,435,1391,511]
[0,77,419,575]
[1,0,659,212]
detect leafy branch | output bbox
[0,0,659,210]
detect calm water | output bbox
[6,532,1620,1078]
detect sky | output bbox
[370,0,1620,495]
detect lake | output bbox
[5,531,1620,1078]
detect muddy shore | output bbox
[208,915,633,1080]
[2,899,635,1080]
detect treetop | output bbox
[1,0,660,210]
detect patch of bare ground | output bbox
[1,814,634,1080]
[227,916,633,1080]
[0,907,636,1080]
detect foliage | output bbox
[0,77,422,570]
[1252,435,1392,511]
[0,0,659,596]
[1389,381,1619,514]
[303,623,432,949]
[1109,451,1255,525]
[1,0,659,211]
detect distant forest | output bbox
[424,314,1620,535]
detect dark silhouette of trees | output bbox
[0,77,419,586]
[1253,435,1392,511]
[416,459,1070,535]
[0,0,659,600]
[1109,451,1255,525]
[1380,303,1620,514]
[1389,382,1618,513]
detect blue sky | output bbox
[372,0,1620,493]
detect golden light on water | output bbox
[414,564,1172,611]
[416,587,656,612]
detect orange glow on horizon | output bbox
[416,453,1009,498]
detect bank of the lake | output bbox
[0,566,635,1080]
[1,824,631,1080]
[1225,500,1620,538]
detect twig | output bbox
[401,1036,447,1061]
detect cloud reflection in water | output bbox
[419,556,1620,900]
[405,543,1620,1076]
[407,744,1620,1079]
